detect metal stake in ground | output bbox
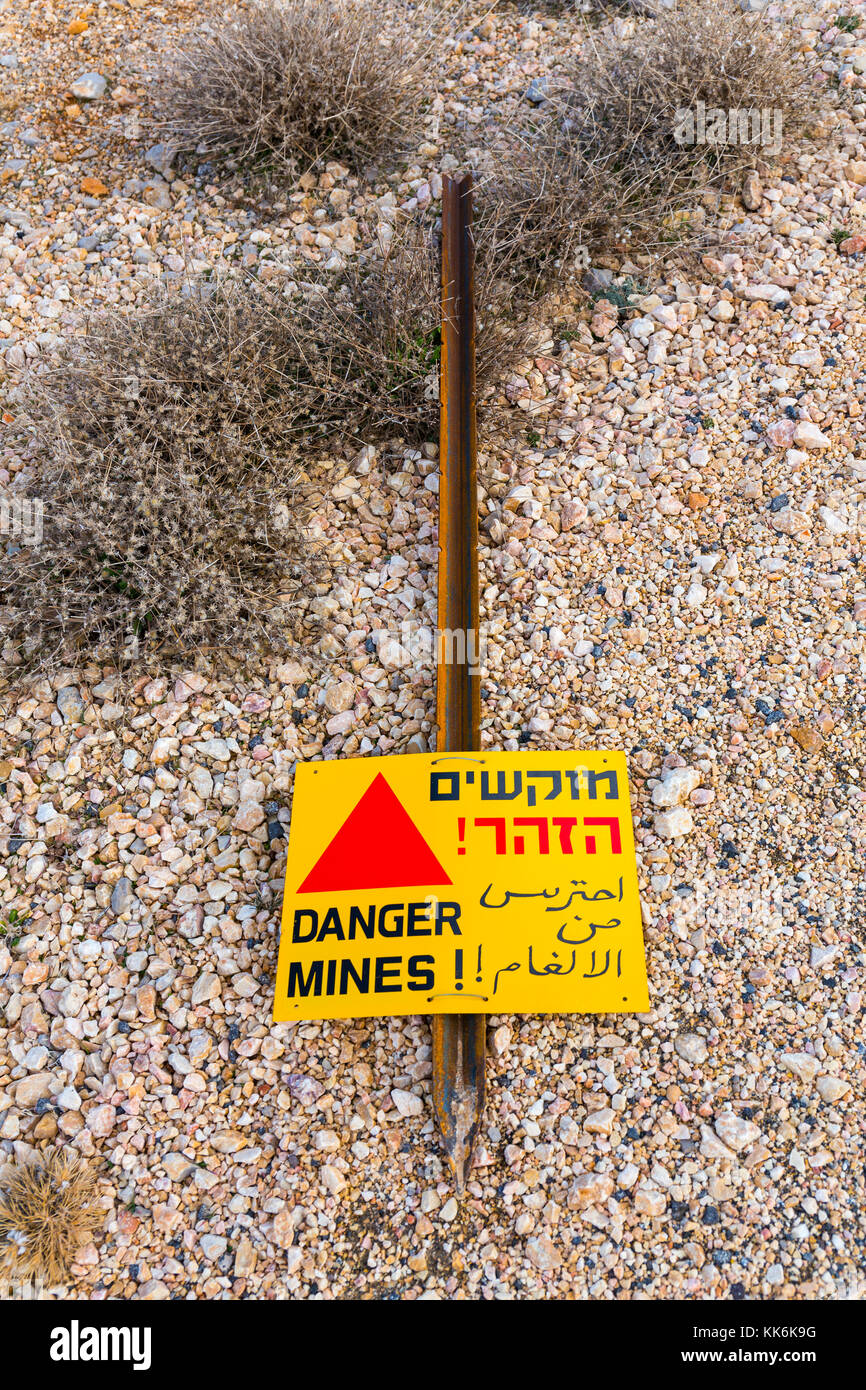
[431,172,486,1194]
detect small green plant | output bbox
[596,277,646,310]
[0,908,28,944]
[526,429,542,446]
[389,325,441,391]
[835,14,861,32]
[832,228,847,246]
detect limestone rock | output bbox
[779,1052,820,1085]
[70,71,106,100]
[634,1187,667,1217]
[675,1033,708,1065]
[653,807,694,838]
[568,1171,615,1211]
[391,1088,423,1118]
[714,1112,760,1152]
[652,767,701,807]
[525,1235,561,1271]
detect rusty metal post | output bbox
[431,172,486,1194]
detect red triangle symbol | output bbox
[297,772,453,893]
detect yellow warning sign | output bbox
[273,750,648,1021]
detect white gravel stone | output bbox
[653,807,694,838]
[816,1076,850,1104]
[652,767,701,807]
[58,981,88,1017]
[190,973,221,1005]
[391,1088,423,1117]
[792,421,831,450]
[70,71,106,100]
[321,1164,346,1194]
[779,1052,821,1084]
[675,1033,708,1064]
[714,1112,761,1153]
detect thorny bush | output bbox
[0,224,524,674]
[161,0,437,172]
[0,1151,100,1285]
[1,280,310,673]
[479,0,820,287]
[564,0,818,223]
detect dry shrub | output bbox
[1,225,525,675]
[475,124,651,299]
[482,0,819,283]
[294,223,445,441]
[471,111,669,315]
[298,220,529,442]
[568,0,817,196]
[1,281,310,674]
[161,0,437,172]
[0,1152,100,1284]
[587,1,663,11]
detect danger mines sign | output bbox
[273,750,649,1021]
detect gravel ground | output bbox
[0,0,865,1300]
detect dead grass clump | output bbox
[1,227,526,676]
[482,0,820,281]
[472,95,684,310]
[0,1152,100,1284]
[296,224,445,442]
[569,0,817,193]
[161,0,435,172]
[1,281,309,674]
[475,124,653,301]
[295,220,531,441]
